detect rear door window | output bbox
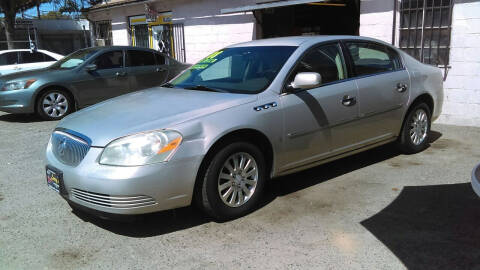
[19,51,46,64]
[126,50,155,67]
[346,42,402,77]
[0,52,18,65]
[154,53,166,65]
[43,53,56,61]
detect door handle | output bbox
[396,83,408,93]
[341,95,356,107]
[115,72,126,77]
[156,67,166,72]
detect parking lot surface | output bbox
[1,111,479,269]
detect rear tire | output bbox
[199,141,266,221]
[36,89,73,121]
[397,102,431,154]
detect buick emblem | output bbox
[58,137,68,156]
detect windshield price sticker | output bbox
[191,64,209,70]
[191,50,224,69]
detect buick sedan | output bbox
[45,36,443,220]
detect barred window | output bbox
[399,0,453,66]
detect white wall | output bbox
[437,0,480,126]
[169,0,256,63]
[359,0,395,43]
[88,0,258,64]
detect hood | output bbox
[57,87,257,146]
[0,67,63,82]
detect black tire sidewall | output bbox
[400,103,431,153]
[36,90,73,121]
[202,142,266,220]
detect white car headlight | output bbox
[2,79,36,91]
[99,130,183,166]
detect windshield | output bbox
[50,48,100,70]
[169,46,297,94]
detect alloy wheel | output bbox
[217,152,258,207]
[409,108,428,145]
[42,92,69,118]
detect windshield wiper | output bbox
[184,85,223,92]
[161,82,174,88]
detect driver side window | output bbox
[288,43,346,87]
[93,50,124,70]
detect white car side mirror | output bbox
[291,72,322,89]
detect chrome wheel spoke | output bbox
[243,159,252,171]
[225,162,234,174]
[244,179,256,186]
[233,156,240,172]
[229,189,237,204]
[237,190,244,205]
[219,173,233,181]
[219,181,232,192]
[222,187,233,199]
[239,155,245,171]
[241,185,250,196]
[245,168,257,178]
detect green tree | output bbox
[0,0,40,49]
[53,0,103,14]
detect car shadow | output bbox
[0,113,44,123]
[73,130,443,238]
[361,183,480,270]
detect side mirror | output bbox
[85,64,97,71]
[290,72,322,90]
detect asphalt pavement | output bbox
[0,111,479,269]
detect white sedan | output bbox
[0,49,63,76]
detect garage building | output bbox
[85,0,480,126]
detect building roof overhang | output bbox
[85,0,147,12]
[220,0,334,14]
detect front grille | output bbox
[71,189,157,209]
[51,130,90,167]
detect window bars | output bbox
[399,0,453,66]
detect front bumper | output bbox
[0,88,36,113]
[472,163,480,197]
[45,140,204,215]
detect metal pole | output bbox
[33,27,40,49]
[392,0,397,45]
[82,25,88,48]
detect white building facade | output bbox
[87,0,480,126]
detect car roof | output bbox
[89,46,160,52]
[0,49,55,54]
[227,35,391,48]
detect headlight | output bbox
[2,79,36,91]
[99,130,183,166]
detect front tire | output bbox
[36,89,73,120]
[199,142,267,221]
[397,103,431,154]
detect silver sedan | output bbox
[45,36,443,220]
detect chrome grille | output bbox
[51,130,90,167]
[71,189,157,209]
